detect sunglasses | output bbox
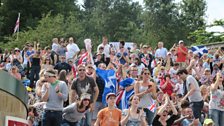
[131,69,138,71]
[144,73,150,75]
[79,69,85,71]
[88,66,93,69]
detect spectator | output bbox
[152,94,178,126]
[71,64,99,126]
[54,55,71,74]
[209,72,224,126]
[29,50,41,88]
[66,37,80,60]
[155,42,168,60]
[120,95,147,126]
[9,66,21,80]
[134,68,157,125]
[97,36,111,65]
[94,93,122,126]
[160,74,175,96]
[61,93,91,126]
[41,57,53,71]
[177,69,204,124]
[175,40,188,69]
[116,41,129,65]
[41,69,69,126]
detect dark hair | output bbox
[58,70,67,83]
[174,62,179,66]
[129,95,140,113]
[164,74,171,80]
[78,99,91,111]
[177,69,188,75]
[120,41,125,46]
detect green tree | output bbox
[143,0,181,48]
[180,0,207,44]
[3,13,84,49]
[0,0,79,41]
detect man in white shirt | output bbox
[66,37,80,60]
[155,42,168,60]
[97,36,111,65]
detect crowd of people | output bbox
[0,36,224,126]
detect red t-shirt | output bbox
[160,79,173,96]
[176,47,188,62]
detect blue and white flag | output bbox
[96,68,117,105]
[191,45,208,57]
[119,78,135,109]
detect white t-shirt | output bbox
[66,43,80,59]
[97,43,110,58]
[52,43,60,52]
[155,47,168,59]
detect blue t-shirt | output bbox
[116,52,128,65]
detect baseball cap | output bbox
[106,93,116,100]
[143,45,148,48]
[80,93,91,101]
[14,47,20,51]
[203,118,214,125]
[179,40,184,44]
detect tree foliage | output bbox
[0,0,210,49]
[189,19,224,45]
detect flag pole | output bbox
[16,13,20,40]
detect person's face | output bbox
[161,110,168,119]
[99,64,106,70]
[15,50,20,54]
[107,96,116,105]
[87,66,94,72]
[185,108,193,118]
[96,54,102,59]
[166,76,170,81]
[158,43,163,48]
[45,59,50,64]
[143,47,148,52]
[179,43,184,47]
[142,70,150,79]
[60,56,66,62]
[78,67,86,77]
[99,47,104,52]
[82,99,90,106]
[103,37,108,44]
[130,67,138,76]
[69,38,73,43]
[205,70,210,75]
[44,75,52,83]
[131,96,140,106]
[12,68,17,73]
[178,73,185,80]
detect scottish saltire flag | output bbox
[96,68,117,105]
[119,78,135,109]
[14,13,20,33]
[191,46,208,57]
[147,100,156,113]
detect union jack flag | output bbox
[14,13,20,33]
[141,57,149,66]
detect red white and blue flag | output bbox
[13,13,20,33]
[147,100,156,113]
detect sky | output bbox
[77,0,224,31]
